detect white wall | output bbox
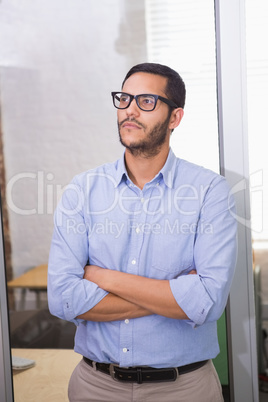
[0,0,147,277]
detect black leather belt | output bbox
[83,357,208,383]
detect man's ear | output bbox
[169,108,184,131]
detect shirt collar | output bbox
[114,148,178,189]
[114,153,128,187]
[158,148,177,189]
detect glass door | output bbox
[145,0,230,398]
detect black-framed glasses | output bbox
[111,92,178,112]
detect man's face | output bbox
[117,72,173,157]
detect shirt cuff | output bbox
[169,275,214,326]
[62,280,108,324]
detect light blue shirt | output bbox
[48,148,237,368]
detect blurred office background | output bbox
[0,1,267,400]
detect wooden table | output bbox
[12,349,81,402]
[8,264,48,309]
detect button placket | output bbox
[119,319,133,366]
[125,188,146,273]
[118,181,161,367]
[118,186,141,367]
[130,185,157,275]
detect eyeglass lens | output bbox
[114,93,156,111]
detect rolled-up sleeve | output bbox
[47,176,108,325]
[169,176,237,326]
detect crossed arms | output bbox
[49,173,237,326]
[77,265,196,322]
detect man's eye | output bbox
[143,97,154,104]
[120,96,129,103]
[139,96,155,108]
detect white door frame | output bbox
[215,0,259,400]
[0,198,13,402]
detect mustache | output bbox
[118,118,146,129]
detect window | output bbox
[145,0,219,172]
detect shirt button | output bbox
[125,319,129,324]
[131,259,136,265]
[123,348,128,353]
[136,227,140,234]
[141,198,145,203]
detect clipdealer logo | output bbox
[5,169,264,234]
[66,217,214,237]
[6,171,66,215]
[228,169,263,233]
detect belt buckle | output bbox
[109,363,120,381]
[174,367,179,380]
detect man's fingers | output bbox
[188,269,197,275]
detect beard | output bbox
[118,113,171,158]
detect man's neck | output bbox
[124,146,170,190]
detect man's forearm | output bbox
[77,292,153,321]
[84,265,190,320]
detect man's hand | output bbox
[79,264,153,322]
[188,269,197,275]
[83,264,103,282]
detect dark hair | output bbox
[122,63,186,109]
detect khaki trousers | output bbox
[68,358,224,402]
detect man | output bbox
[48,63,237,402]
